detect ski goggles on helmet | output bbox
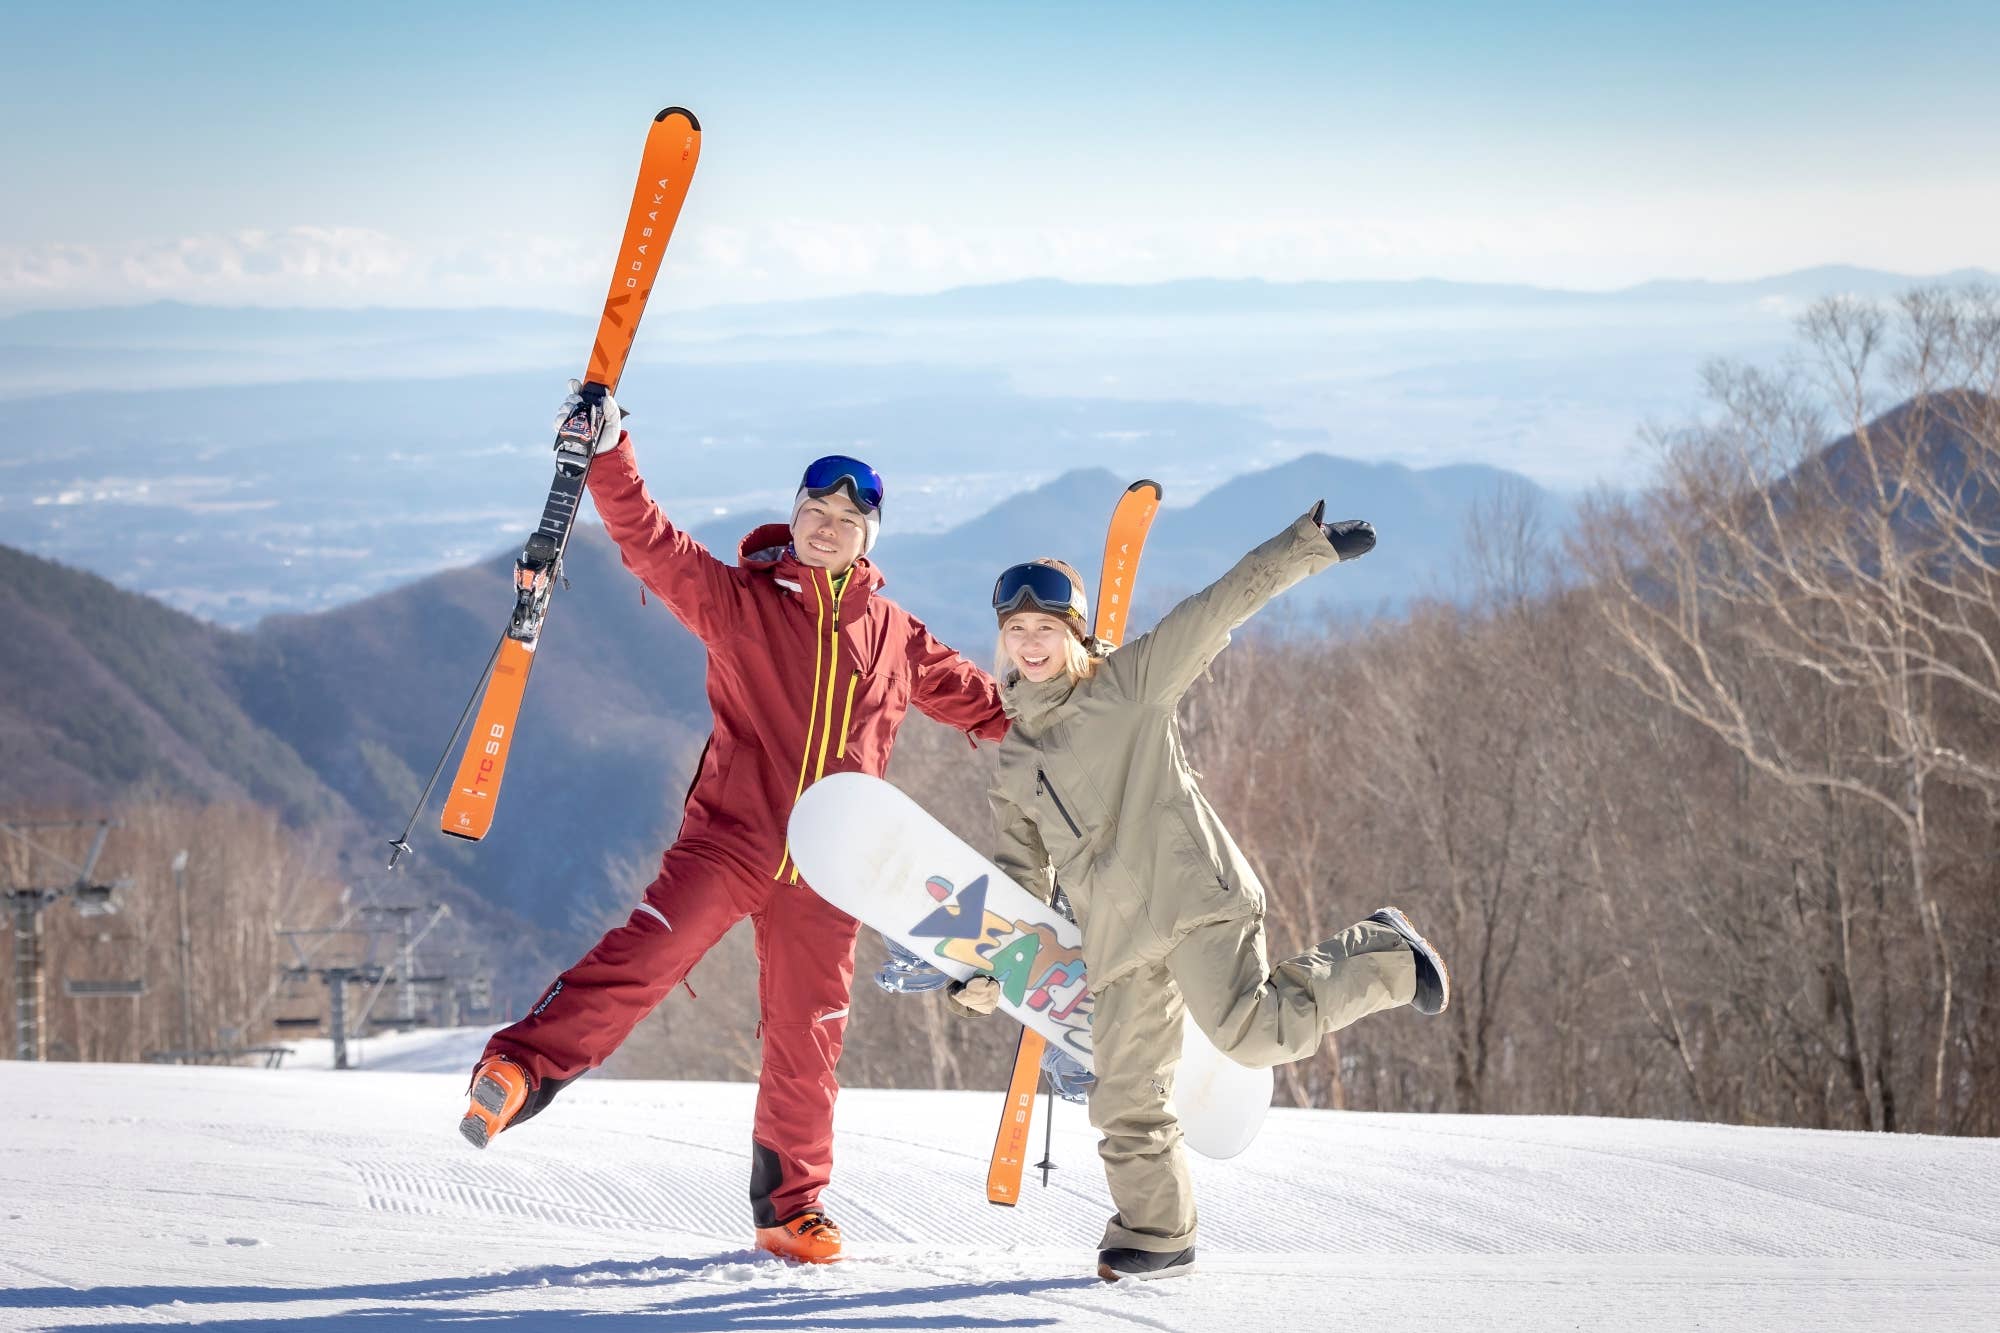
[799,454,885,513]
[992,561,1086,622]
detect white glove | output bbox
[946,975,1002,1017]
[555,377,624,457]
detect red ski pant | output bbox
[481,841,862,1229]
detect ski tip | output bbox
[1126,478,1163,498]
[656,106,700,130]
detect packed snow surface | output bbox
[3,1027,1997,1331]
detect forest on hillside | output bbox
[9,286,1997,1137]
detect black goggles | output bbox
[992,562,1083,619]
[800,455,884,513]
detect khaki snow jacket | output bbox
[987,509,1343,989]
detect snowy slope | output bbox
[3,1029,1998,1332]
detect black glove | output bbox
[1309,501,1376,561]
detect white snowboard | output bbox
[788,771,1272,1160]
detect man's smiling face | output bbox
[791,490,868,575]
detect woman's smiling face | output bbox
[1002,611,1073,682]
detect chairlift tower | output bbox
[3,819,128,1061]
[276,904,437,1065]
[275,922,376,1070]
[294,964,387,1071]
[275,899,455,1064]
[352,903,451,1031]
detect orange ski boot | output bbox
[754,1211,844,1263]
[458,1056,529,1148]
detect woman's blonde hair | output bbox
[995,622,1099,686]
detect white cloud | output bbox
[0,226,604,309]
[4,177,1997,313]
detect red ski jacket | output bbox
[586,435,1008,881]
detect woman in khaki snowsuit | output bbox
[958,503,1451,1282]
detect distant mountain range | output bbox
[7,267,1987,634]
[3,448,1547,956]
[673,266,2000,328]
[0,363,1336,626]
[6,266,1990,355]
[842,452,1543,650]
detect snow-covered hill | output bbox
[4,1028,1997,1332]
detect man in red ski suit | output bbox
[459,383,1006,1263]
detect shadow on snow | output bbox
[9,1251,1100,1331]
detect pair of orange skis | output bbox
[986,478,1161,1204]
[389,108,701,868]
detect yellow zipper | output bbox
[776,564,848,876]
[775,570,830,881]
[793,575,846,882]
[811,590,842,781]
[836,671,860,759]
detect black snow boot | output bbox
[1097,1246,1196,1282]
[1368,906,1451,1015]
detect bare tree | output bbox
[1577,288,2000,1131]
[1,801,345,1063]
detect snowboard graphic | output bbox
[788,771,1272,1159]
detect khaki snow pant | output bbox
[1089,915,1415,1253]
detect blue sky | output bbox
[3,0,1995,312]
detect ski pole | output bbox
[1036,1083,1058,1187]
[387,631,504,868]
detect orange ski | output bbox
[585,107,702,390]
[986,478,1162,1202]
[986,1029,1044,1204]
[414,109,700,854]
[439,638,535,842]
[1092,479,1161,648]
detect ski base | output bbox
[987,1029,1045,1204]
[440,637,536,841]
